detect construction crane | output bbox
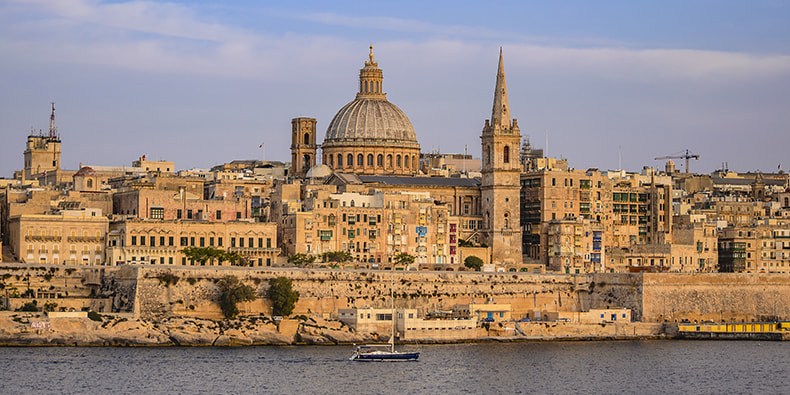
[655,149,700,174]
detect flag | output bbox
[779,162,782,170]
[259,142,264,148]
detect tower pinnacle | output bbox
[490,47,511,132]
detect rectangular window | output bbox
[140,236,146,246]
[200,237,205,247]
[239,238,244,248]
[187,209,193,219]
[236,212,241,219]
[248,237,253,248]
[180,237,187,246]
[216,210,222,220]
[218,237,223,247]
[160,236,165,246]
[190,237,195,246]
[169,257,173,265]
[168,237,174,246]
[150,236,155,246]
[210,237,215,246]
[131,236,137,246]
[231,238,236,247]
[150,207,164,219]
[177,209,182,219]
[258,238,263,248]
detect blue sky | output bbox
[1,0,789,177]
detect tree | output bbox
[393,252,415,269]
[216,275,257,319]
[268,277,300,317]
[288,253,316,267]
[464,255,484,271]
[321,251,352,264]
[181,247,251,267]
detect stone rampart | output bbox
[2,265,790,325]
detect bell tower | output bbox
[290,117,317,178]
[481,49,522,265]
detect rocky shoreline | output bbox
[0,311,675,346]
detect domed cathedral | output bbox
[318,45,420,176]
[480,48,523,265]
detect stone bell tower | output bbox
[480,49,522,265]
[290,117,317,178]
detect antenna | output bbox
[618,146,622,170]
[48,102,58,140]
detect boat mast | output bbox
[390,266,395,353]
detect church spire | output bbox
[489,47,512,133]
[483,48,519,136]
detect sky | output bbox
[1,0,789,177]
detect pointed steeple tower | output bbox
[480,48,522,266]
[484,48,519,136]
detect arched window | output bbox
[86,179,93,188]
[347,154,354,167]
[367,154,374,166]
[357,154,364,166]
[404,155,410,168]
[503,146,510,163]
[350,200,355,207]
[337,154,343,167]
[365,81,369,93]
[504,212,510,229]
[396,155,401,168]
[375,81,379,92]
[327,154,333,167]
[303,154,311,171]
[387,154,393,168]
[377,154,384,167]
[303,132,310,145]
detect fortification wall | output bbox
[641,273,790,323]
[3,265,790,325]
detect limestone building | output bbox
[106,219,279,267]
[8,209,109,265]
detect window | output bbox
[503,146,510,163]
[199,237,205,247]
[168,237,174,246]
[160,236,165,246]
[150,207,164,219]
[140,236,145,246]
[176,209,182,219]
[337,154,343,166]
[150,236,155,246]
[357,154,363,166]
[131,236,137,246]
[187,209,193,219]
[377,154,383,167]
[347,154,353,167]
[396,155,401,168]
[180,237,188,246]
[216,210,221,220]
[367,154,373,166]
[236,212,241,219]
[218,237,223,247]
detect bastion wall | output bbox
[2,265,789,324]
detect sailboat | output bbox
[349,266,420,361]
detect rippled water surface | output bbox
[1,341,788,394]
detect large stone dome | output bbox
[324,98,418,145]
[321,46,421,176]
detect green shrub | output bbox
[268,277,300,317]
[19,300,38,312]
[217,276,257,319]
[88,311,102,322]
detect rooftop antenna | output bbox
[545,130,548,158]
[618,146,622,171]
[48,102,58,140]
